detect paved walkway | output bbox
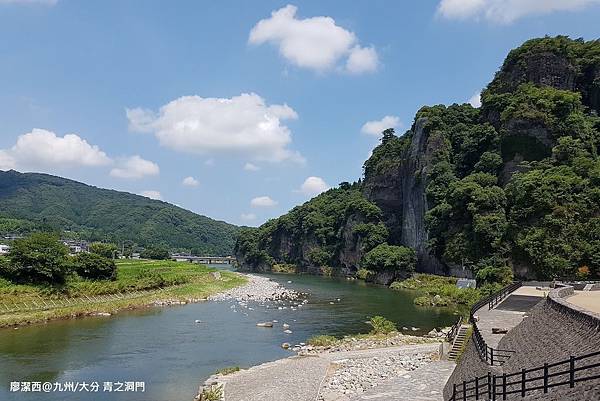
[217,355,330,401]
[348,360,455,401]
[475,286,545,348]
[567,291,600,314]
[213,343,449,401]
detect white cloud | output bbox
[244,162,260,171]
[0,129,111,171]
[0,0,58,5]
[250,196,278,207]
[126,93,304,163]
[139,190,162,200]
[346,46,379,74]
[240,213,257,221]
[298,176,330,196]
[437,0,600,23]
[182,176,199,187]
[249,5,378,74]
[469,92,482,108]
[361,116,401,136]
[110,155,159,179]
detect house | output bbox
[62,240,89,254]
[0,244,10,255]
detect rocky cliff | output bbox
[236,36,600,282]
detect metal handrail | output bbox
[446,316,464,343]
[469,282,522,366]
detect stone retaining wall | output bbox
[444,286,600,400]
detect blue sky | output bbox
[1,0,599,226]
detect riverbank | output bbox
[197,334,450,401]
[0,260,247,328]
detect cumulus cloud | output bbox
[0,129,111,172]
[182,176,199,187]
[244,162,260,171]
[240,213,257,221]
[298,176,330,196]
[469,91,482,108]
[437,0,600,23]
[250,196,278,207]
[139,190,162,200]
[361,116,401,136]
[249,5,378,74]
[126,93,304,163]
[110,155,159,179]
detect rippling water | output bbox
[0,270,457,401]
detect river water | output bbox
[0,270,457,401]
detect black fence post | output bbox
[475,376,479,400]
[492,375,497,401]
[543,363,548,393]
[570,356,575,388]
[453,383,457,401]
[502,373,507,400]
[521,368,526,397]
[490,347,494,365]
[487,372,491,399]
[463,381,467,401]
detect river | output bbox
[0,270,458,401]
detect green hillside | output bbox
[0,170,239,255]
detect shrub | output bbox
[368,315,397,334]
[5,233,69,284]
[307,335,337,347]
[356,268,373,280]
[135,269,166,289]
[72,253,117,280]
[215,366,240,376]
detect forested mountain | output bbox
[236,36,600,282]
[0,170,239,255]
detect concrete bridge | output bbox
[171,254,236,265]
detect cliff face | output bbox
[363,119,447,275]
[236,36,600,281]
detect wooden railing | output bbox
[469,282,522,366]
[448,350,600,400]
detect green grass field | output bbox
[0,260,247,328]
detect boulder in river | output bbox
[283,329,292,334]
[256,322,273,328]
[283,323,290,329]
[281,342,291,349]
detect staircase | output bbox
[448,325,470,361]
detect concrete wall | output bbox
[444,286,600,400]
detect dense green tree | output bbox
[72,253,117,280]
[360,244,416,272]
[3,233,69,284]
[140,246,170,260]
[89,242,118,259]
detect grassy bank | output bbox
[0,260,247,328]
[390,274,502,314]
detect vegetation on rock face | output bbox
[234,183,388,271]
[236,36,600,281]
[360,244,416,273]
[0,170,239,255]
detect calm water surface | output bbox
[0,270,457,401]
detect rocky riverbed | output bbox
[318,351,435,401]
[208,274,301,303]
